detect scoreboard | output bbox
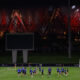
[5,33,34,50]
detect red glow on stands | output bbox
[1,10,7,26]
[39,9,44,24]
[24,18,28,25]
[0,8,80,35]
[70,9,80,32]
[64,10,80,32]
[24,16,36,32]
[9,10,27,33]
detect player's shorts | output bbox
[62,71,64,72]
[18,72,21,74]
[22,71,25,74]
[24,72,26,75]
[65,72,67,74]
[42,72,44,75]
[48,72,51,75]
[30,73,32,75]
[59,72,61,74]
[57,71,59,72]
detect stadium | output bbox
[0,0,80,80]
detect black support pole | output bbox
[68,0,71,58]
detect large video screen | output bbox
[5,33,34,50]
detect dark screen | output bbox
[6,33,34,50]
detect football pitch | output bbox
[0,67,80,80]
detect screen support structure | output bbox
[12,50,17,64]
[12,50,28,64]
[23,50,28,64]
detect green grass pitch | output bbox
[0,67,80,80]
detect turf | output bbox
[0,55,79,64]
[0,67,80,80]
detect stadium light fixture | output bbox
[72,5,76,9]
[76,9,79,12]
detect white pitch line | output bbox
[0,68,16,72]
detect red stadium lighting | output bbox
[9,10,26,33]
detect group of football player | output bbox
[17,66,68,77]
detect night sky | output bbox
[0,0,80,8]
[0,0,69,8]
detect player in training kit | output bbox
[64,69,67,75]
[57,68,59,73]
[30,69,33,77]
[41,68,44,77]
[24,68,26,75]
[59,69,61,75]
[22,67,25,75]
[61,68,64,74]
[33,69,36,75]
[48,68,51,75]
[39,65,41,72]
[42,69,44,75]
[35,68,37,74]
[17,68,21,76]
[64,68,68,76]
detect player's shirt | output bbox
[24,69,26,74]
[59,70,61,73]
[35,68,37,71]
[33,70,36,73]
[42,69,44,75]
[30,69,33,74]
[48,68,51,72]
[39,66,41,71]
[18,69,21,73]
[35,68,37,73]
[42,69,44,72]
[42,69,44,73]
[61,68,64,72]
[64,69,67,74]
[22,68,25,73]
[57,68,59,72]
